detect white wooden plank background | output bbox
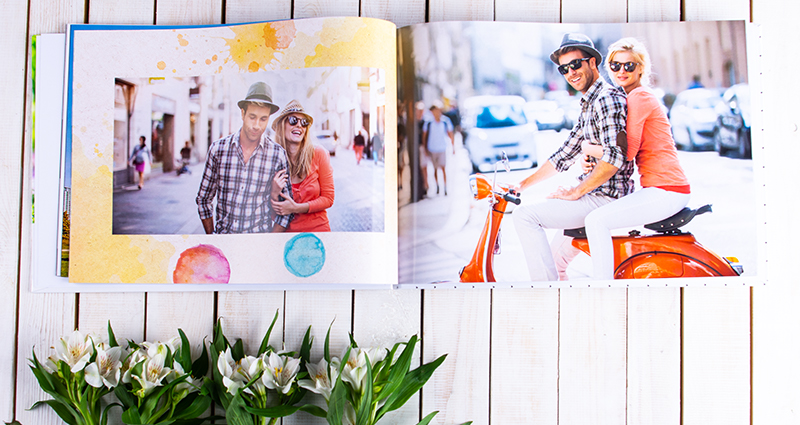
[6,0,798,425]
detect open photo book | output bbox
[31,17,766,291]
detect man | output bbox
[415,101,430,197]
[513,33,633,281]
[422,101,455,195]
[196,82,292,234]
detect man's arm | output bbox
[196,142,219,233]
[549,160,618,201]
[518,160,558,192]
[201,218,214,235]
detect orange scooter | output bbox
[459,156,742,282]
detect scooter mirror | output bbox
[500,151,511,172]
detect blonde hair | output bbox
[606,37,652,87]
[274,114,315,180]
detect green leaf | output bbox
[225,393,255,425]
[172,393,212,420]
[29,400,80,425]
[378,354,446,417]
[121,406,143,424]
[299,404,328,418]
[114,386,137,409]
[299,325,313,365]
[178,329,193,372]
[257,309,280,356]
[416,411,439,425]
[231,339,244,362]
[192,339,209,377]
[107,321,119,347]
[355,354,374,425]
[348,333,358,349]
[243,404,302,418]
[326,381,346,425]
[376,336,417,403]
[324,321,333,363]
[29,352,57,394]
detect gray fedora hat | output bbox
[550,33,603,65]
[237,82,280,114]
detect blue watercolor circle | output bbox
[284,233,326,278]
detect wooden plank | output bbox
[422,289,491,425]
[15,2,85,423]
[155,0,223,26]
[225,0,292,24]
[75,0,153,363]
[752,1,800,423]
[0,0,30,420]
[353,290,421,425]
[627,288,680,425]
[428,0,494,22]
[494,0,560,23]
[684,0,750,21]
[628,0,680,22]
[361,0,425,28]
[283,290,352,425]
[293,0,359,19]
[683,288,750,425]
[491,290,558,423]
[559,289,627,425]
[561,0,627,23]
[88,0,154,24]
[216,292,285,354]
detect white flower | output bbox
[217,348,247,395]
[42,356,59,374]
[262,352,300,395]
[132,352,170,398]
[121,348,147,384]
[338,347,386,393]
[299,358,338,401]
[85,344,122,389]
[54,330,95,373]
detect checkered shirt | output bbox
[549,78,634,198]
[196,130,292,233]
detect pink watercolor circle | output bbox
[173,244,231,284]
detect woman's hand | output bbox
[272,169,287,201]
[271,189,307,216]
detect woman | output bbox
[579,37,691,280]
[128,135,151,190]
[270,100,334,232]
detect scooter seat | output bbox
[563,204,713,239]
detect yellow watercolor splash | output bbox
[224,21,296,72]
[157,61,166,70]
[177,34,189,46]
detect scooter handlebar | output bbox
[503,192,521,205]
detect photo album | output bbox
[31,17,766,291]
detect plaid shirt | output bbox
[196,130,292,233]
[549,78,634,198]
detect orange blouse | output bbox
[287,145,335,232]
[626,86,690,193]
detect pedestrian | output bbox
[415,101,430,197]
[128,135,151,190]
[270,99,334,232]
[353,128,366,164]
[512,33,633,281]
[195,81,292,234]
[178,141,192,175]
[422,100,455,195]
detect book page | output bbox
[65,17,397,287]
[397,20,764,288]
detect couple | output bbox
[196,82,335,234]
[514,34,690,281]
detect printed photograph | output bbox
[397,20,758,285]
[110,67,387,235]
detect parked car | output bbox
[524,100,567,132]
[713,83,751,159]
[669,88,723,151]
[314,130,337,156]
[461,95,538,173]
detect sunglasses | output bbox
[286,115,310,128]
[557,57,592,75]
[609,61,639,73]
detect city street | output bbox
[112,143,385,234]
[399,129,758,284]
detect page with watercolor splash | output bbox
[64,17,397,287]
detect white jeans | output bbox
[584,187,690,280]
[513,193,614,281]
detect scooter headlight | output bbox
[469,175,479,199]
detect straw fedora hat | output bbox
[271,99,314,130]
[237,82,280,114]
